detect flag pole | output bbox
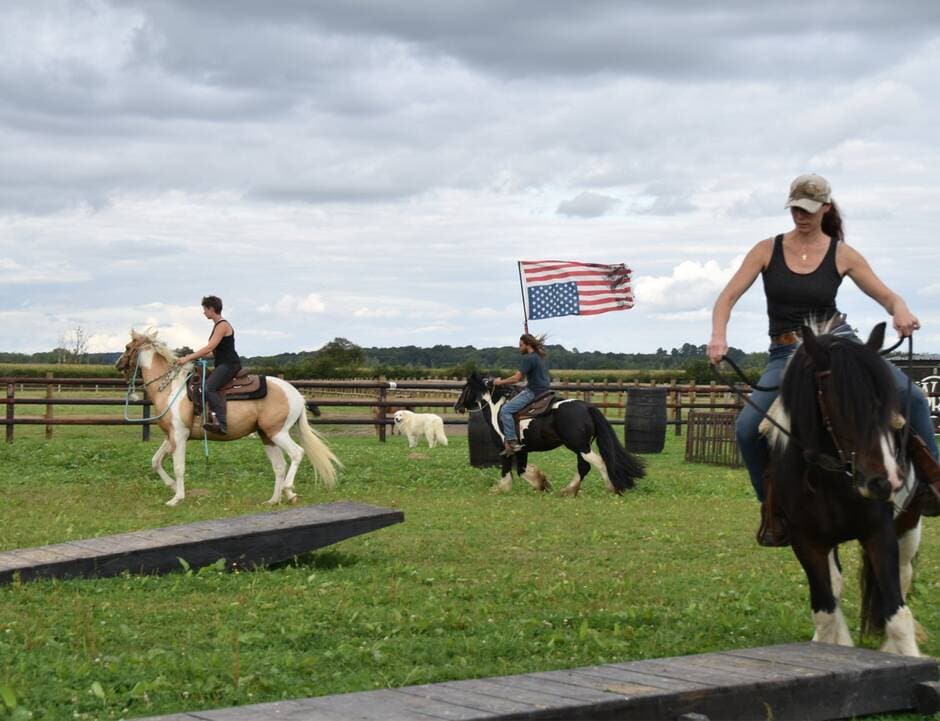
[517,261,529,333]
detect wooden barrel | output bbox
[625,387,667,454]
[468,409,503,467]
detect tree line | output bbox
[1,336,766,383]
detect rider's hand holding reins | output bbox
[707,333,728,366]
[893,308,921,338]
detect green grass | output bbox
[1,428,938,720]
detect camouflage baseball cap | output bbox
[785,174,831,213]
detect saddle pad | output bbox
[187,374,268,409]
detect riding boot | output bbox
[202,411,228,436]
[756,469,790,547]
[907,430,940,517]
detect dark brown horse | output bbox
[765,323,924,655]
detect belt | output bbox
[770,331,802,345]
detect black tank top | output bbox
[212,320,240,366]
[762,234,843,336]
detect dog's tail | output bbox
[435,418,449,446]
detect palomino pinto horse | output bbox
[116,330,341,506]
[453,372,645,495]
[764,322,924,655]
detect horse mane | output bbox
[779,333,898,457]
[131,328,178,363]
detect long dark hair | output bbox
[520,333,547,358]
[822,200,844,242]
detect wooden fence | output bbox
[1,374,748,444]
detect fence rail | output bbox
[0,374,758,444]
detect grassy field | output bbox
[1,425,939,720]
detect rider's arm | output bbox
[840,244,921,337]
[494,370,523,387]
[177,322,230,365]
[708,239,770,364]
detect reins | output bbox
[713,333,916,484]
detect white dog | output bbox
[393,410,449,449]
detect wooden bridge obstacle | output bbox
[131,641,937,720]
[0,501,403,584]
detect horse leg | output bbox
[560,455,591,497]
[898,518,922,600]
[151,439,176,488]
[425,426,436,449]
[828,549,843,602]
[491,457,514,493]
[582,449,618,493]
[859,533,920,656]
[165,429,189,507]
[263,441,289,505]
[268,430,304,504]
[518,455,549,492]
[792,541,852,646]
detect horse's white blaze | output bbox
[812,608,853,646]
[880,433,902,490]
[881,606,920,656]
[828,551,843,601]
[580,450,614,492]
[899,519,922,600]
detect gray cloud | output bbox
[0,1,938,354]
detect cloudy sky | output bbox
[2,1,939,358]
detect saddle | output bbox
[506,389,559,440]
[187,368,268,416]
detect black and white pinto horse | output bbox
[453,372,645,495]
[764,323,924,655]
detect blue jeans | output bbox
[499,389,536,443]
[736,331,939,501]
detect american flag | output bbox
[520,260,634,320]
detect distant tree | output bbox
[174,346,194,358]
[57,326,90,363]
[296,337,366,378]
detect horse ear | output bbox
[866,322,886,351]
[800,324,824,363]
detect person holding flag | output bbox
[493,333,551,456]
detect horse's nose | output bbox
[453,401,464,413]
[863,476,893,501]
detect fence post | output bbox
[670,379,681,436]
[142,400,151,441]
[5,382,13,443]
[377,383,388,442]
[45,371,54,440]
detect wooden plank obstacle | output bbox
[0,501,403,584]
[131,641,937,720]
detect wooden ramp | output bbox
[132,642,937,721]
[0,501,403,584]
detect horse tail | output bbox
[297,408,342,489]
[859,549,885,638]
[589,406,645,492]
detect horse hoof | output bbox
[165,497,183,507]
[288,495,300,505]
